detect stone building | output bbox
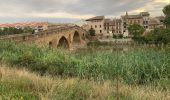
[149,16,165,30]
[85,12,165,38]
[121,12,150,37]
[104,18,122,36]
[86,16,105,36]
[104,19,114,36]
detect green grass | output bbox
[0,40,169,87]
[1,66,169,100]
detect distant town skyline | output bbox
[0,0,169,23]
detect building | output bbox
[84,12,166,38]
[85,16,123,37]
[121,12,150,37]
[74,19,89,31]
[114,19,122,35]
[86,16,105,36]
[0,22,49,32]
[104,18,122,37]
[104,18,115,36]
[149,16,165,30]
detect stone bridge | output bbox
[0,26,88,49]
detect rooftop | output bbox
[122,12,149,19]
[140,12,150,16]
[149,18,160,25]
[86,16,105,21]
[0,22,48,28]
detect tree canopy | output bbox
[128,24,145,38]
[0,27,33,36]
[163,4,170,28]
[89,28,96,36]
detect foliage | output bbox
[144,28,170,44]
[0,41,169,86]
[163,4,170,17]
[88,28,96,36]
[128,24,145,38]
[113,34,123,39]
[2,66,169,100]
[163,4,170,28]
[23,26,33,33]
[0,27,33,36]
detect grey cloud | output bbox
[64,0,153,15]
[0,0,168,23]
[0,0,154,15]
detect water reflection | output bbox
[73,44,165,54]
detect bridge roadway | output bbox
[0,26,88,49]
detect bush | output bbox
[0,27,33,36]
[88,28,96,36]
[144,28,170,44]
[113,34,123,39]
[0,41,169,85]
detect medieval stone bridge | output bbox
[0,26,88,49]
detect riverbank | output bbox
[0,40,170,99]
[87,38,134,46]
[1,64,170,100]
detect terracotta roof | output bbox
[0,22,48,28]
[86,16,105,21]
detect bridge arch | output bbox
[72,31,81,44]
[57,36,69,49]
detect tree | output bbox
[163,4,170,17]
[23,26,33,33]
[144,28,170,44]
[89,28,96,36]
[128,24,145,39]
[163,4,170,28]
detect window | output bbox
[95,25,97,28]
[130,20,132,24]
[146,21,148,24]
[138,20,140,23]
[100,25,102,28]
[100,30,102,33]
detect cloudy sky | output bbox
[0,0,169,23]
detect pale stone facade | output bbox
[121,12,149,37]
[86,16,105,36]
[104,18,122,37]
[85,12,165,38]
[149,16,165,30]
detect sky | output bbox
[0,0,169,23]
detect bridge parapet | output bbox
[0,26,88,49]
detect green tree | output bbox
[163,4,170,28]
[144,28,170,44]
[23,26,33,33]
[89,28,96,36]
[128,24,145,38]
